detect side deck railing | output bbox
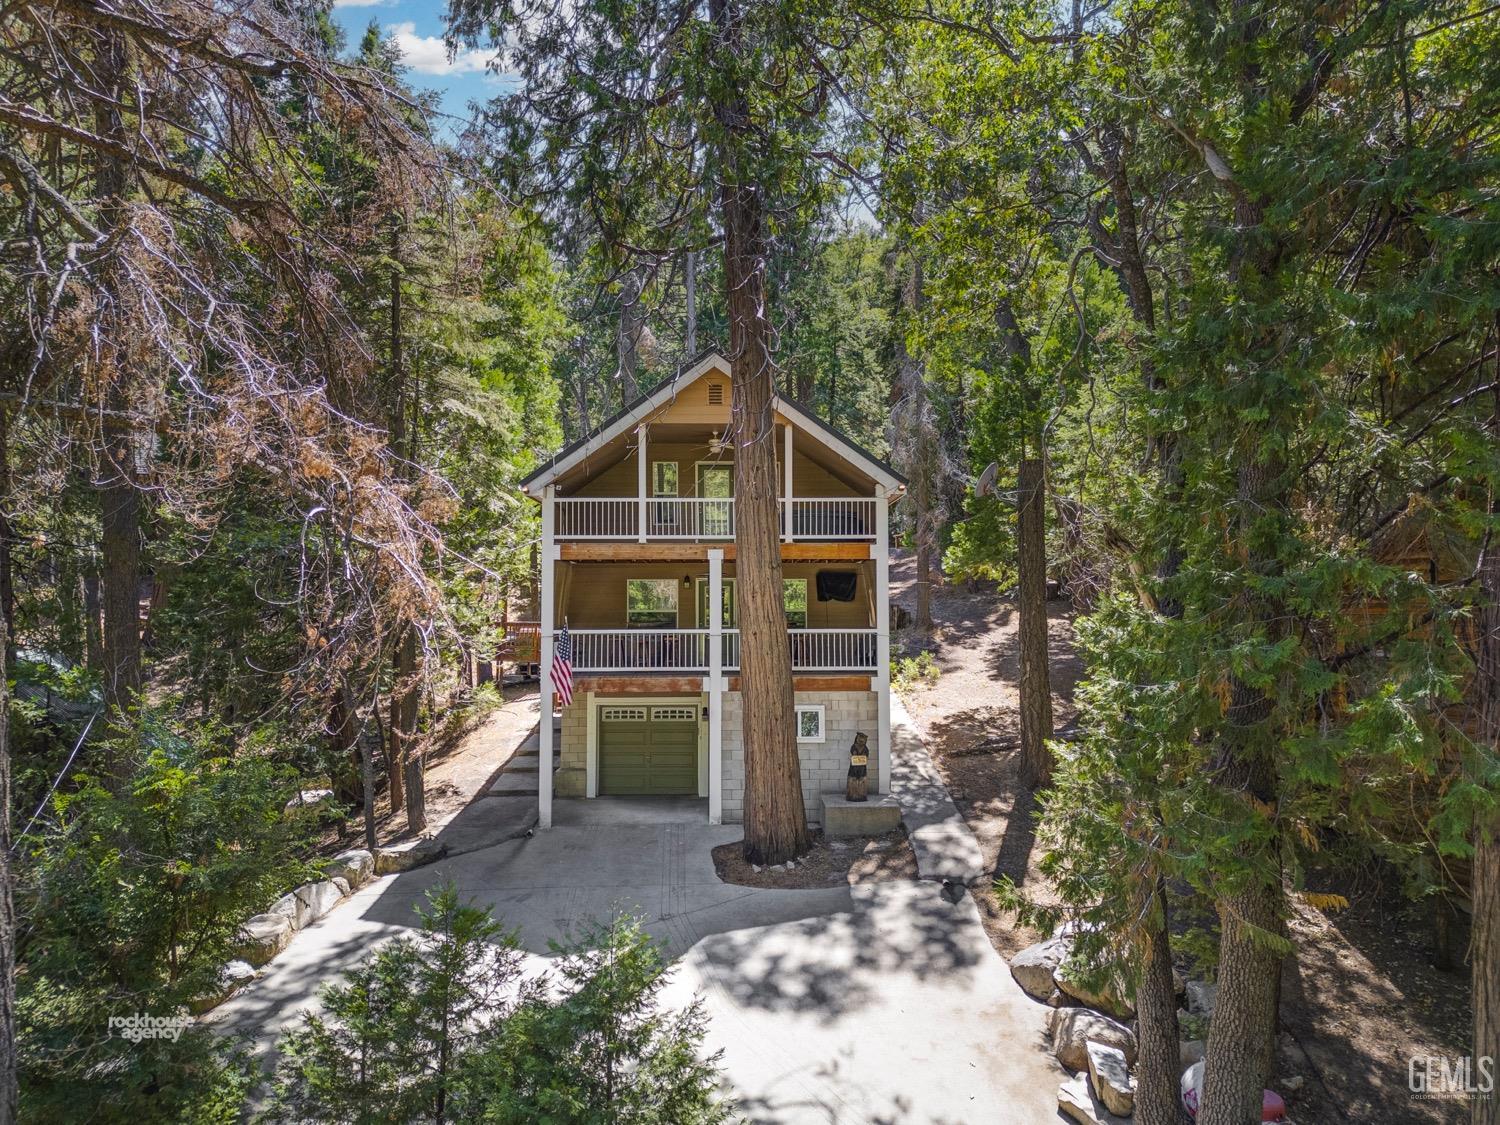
[551,496,877,541]
[566,628,877,673]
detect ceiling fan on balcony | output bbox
[707,429,727,456]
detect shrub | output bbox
[891,650,940,694]
[269,883,732,1124]
[16,716,310,1121]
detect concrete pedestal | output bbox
[820,792,901,837]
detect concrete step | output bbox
[489,773,539,795]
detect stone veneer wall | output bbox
[721,690,879,825]
[554,696,589,797]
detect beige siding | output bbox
[569,438,864,500]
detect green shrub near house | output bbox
[268,883,732,1125]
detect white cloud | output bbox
[332,0,394,7]
[389,21,494,75]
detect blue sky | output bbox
[330,0,514,129]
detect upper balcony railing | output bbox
[552,496,877,542]
[567,628,877,673]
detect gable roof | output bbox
[519,349,906,494]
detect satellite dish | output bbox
[975,461,999,498]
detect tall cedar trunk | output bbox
[1098,137,1185,1107]
[329,688,362,809]
[996,300,1053,786]
[711,0,808,867]
[397,625,425,833]
[83,571,103,673]
[1135,876,1181,1125]
[1200,186,1287,1125]
[1016,456,1052,787]
[96,30,143,762]
[901,254,935,635]
[0,408,12,657]
[618,265,645,404]
[0,621,15,1123]
[385,223,416,821]
[1473,392,1500,1125]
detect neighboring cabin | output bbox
[520,351,906,828]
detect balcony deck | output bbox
[553,496,876,541]
[563,627,878,673]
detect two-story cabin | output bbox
[520,351,905,828]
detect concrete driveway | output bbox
[213,796,1062,1124]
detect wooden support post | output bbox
[708,547,724,824]
[783,422,794,541]
[874,486,891,793]
[539,486,556,828]
[637,423,649,542]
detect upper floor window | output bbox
[652,461,678,496]
[626,578,678,628]
[784,578,808,628]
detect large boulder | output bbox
[284,788,335,815]
[375,838,446,874]
[188,960,260,1014]
[235,914,293,966]
[293,879,346,925]
[1086,1041,1135,1117]
[327,848,375,889]
[1058,1072,1131,1125]
[1051,1006,1137,1073]
[266,880,346,932]
[1056,961,1135,1021]
[268,890,307,929]
[1010,937,1069,1001]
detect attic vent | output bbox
[707,382,724,405]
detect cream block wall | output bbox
[720,690,879,825]
[554,695,589,797]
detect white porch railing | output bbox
[555,498,637,539]
[788,498,876,540]
[567,628,876,673]
[553,496,878,541]
[643,497,736,539]
[569,629,708,671]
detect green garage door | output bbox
[599,705,700,795]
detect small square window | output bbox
[795,704,825,743]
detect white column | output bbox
[707,547,724,824]
[538,486,556,827]
[874,486,891,794]
[783,422,794,541]
[637,423,649,542]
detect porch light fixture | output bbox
[683,574,692,587]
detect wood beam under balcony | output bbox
[557,541,872,562]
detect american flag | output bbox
[551,622,574,707]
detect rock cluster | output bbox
[1011,928,1241,1120]
[207,840,443,1015]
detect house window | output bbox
[652,461,678,496]
[626,578,678,628]
[783,578,808,628]
[795,704,825,743]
